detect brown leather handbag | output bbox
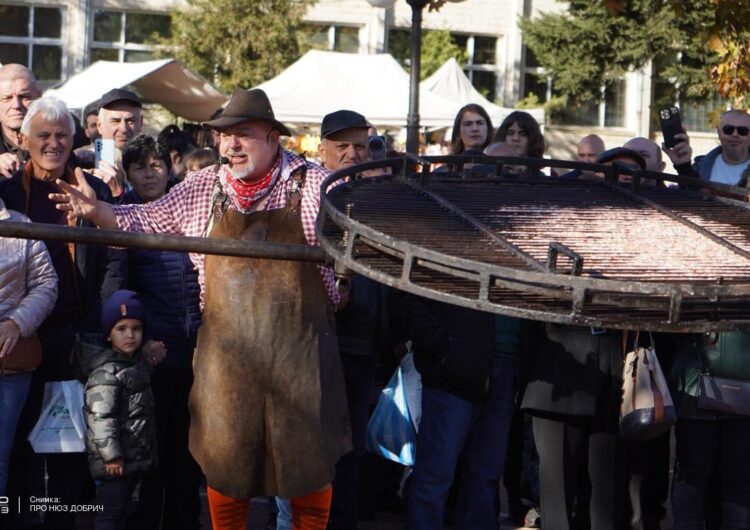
[0,334,43,374]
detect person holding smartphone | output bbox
[662,109,750,187]
[76,89,144,198]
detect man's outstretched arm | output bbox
[48,167,118,229]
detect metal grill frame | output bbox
[316,154,750,332]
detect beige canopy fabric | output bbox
[421,58,545,127]
[45,59,228,122]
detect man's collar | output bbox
[1,128,22,154]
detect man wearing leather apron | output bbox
[50,88,351,530]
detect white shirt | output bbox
[710,155,749,185]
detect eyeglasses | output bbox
[721,125,750,136]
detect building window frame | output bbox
[387,29,500,101]
[306,23,362,53]
[88,10,171,64]
[0,3,67,81]
[522,45,626,127]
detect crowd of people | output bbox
[1,59,750,530]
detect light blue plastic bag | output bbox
[366,352,421,466]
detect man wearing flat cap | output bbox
[51,88,351,530]
[318,110,369,171]
[97,88,143,151]
[76,88,144,197]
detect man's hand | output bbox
[91,160,124,198]
[48,167,117,228]
[334,280,350,312]
[0,152,20,178]
[105,458,124,477]
[74,148,95,169]
[662,132,693,167]
[0,319,21,358]
[142,340,167,366]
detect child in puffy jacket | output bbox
[79,290,158,530]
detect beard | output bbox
[228,159,256,180]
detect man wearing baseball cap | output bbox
[97,88,143,151]
[76,88,144,197]
[50,88,350,530]
[317,110,369,171]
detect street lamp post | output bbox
[404,0,428,155]
[366,0,463,155]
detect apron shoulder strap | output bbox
[202,170,229,237]
[288,161,307,213]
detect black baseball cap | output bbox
[320,110,368,139]
[100,88,142,110]
[596,147,646,170]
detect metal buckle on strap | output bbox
[289,166,306,213]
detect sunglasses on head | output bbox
[722,125,750,136]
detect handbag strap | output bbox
[698,334,713,375]
[621,330,641,355]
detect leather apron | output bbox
[188,169,351,498]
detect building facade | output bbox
[0,0,720,156]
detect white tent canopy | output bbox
[45,59,227,122]
[421,58,544,127]
[254,50,467,128]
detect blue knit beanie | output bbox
[101,290,145,337]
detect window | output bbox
[460,34,498,101]
[388,30,499,101]
[387,29,409,66]
[89,10,171,64]
[549,81,626,127]
[304,24,360,53]
[652,52,727,133]
[0,4,65,81]
[522,44,626,127]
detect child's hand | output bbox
[105,458,124,477]
[142,339,167,366]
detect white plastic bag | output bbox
[28,380,86,453]
[366,352,422,466]
[400,352,422,432]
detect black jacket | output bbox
[336,274,389,358]
[0,166,126,379]
[520,323,623,420]
[120,189,202,370]
[390,291,495,402]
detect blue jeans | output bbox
[0,371,32,495]
[95,476,138,530]
[407,359,516,530]
[275,497,292,530]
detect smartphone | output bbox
[94,138,116,168]
[659,106,683,149]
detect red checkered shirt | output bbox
[111,149,338,306]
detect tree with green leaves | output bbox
[520,0,750,114]
[154,0,314,92]
[390,29,467,80]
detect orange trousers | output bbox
[207,485,332,530]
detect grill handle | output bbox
[547,242,584,276]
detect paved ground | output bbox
[199,484,675,530]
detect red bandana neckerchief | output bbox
[224,156,280,212]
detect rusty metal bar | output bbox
[547,242,584,276]
[0,221,327,262]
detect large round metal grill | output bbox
[316,155,750,332]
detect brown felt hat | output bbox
[204,88,291,136]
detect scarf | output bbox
[223,156,281,213]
